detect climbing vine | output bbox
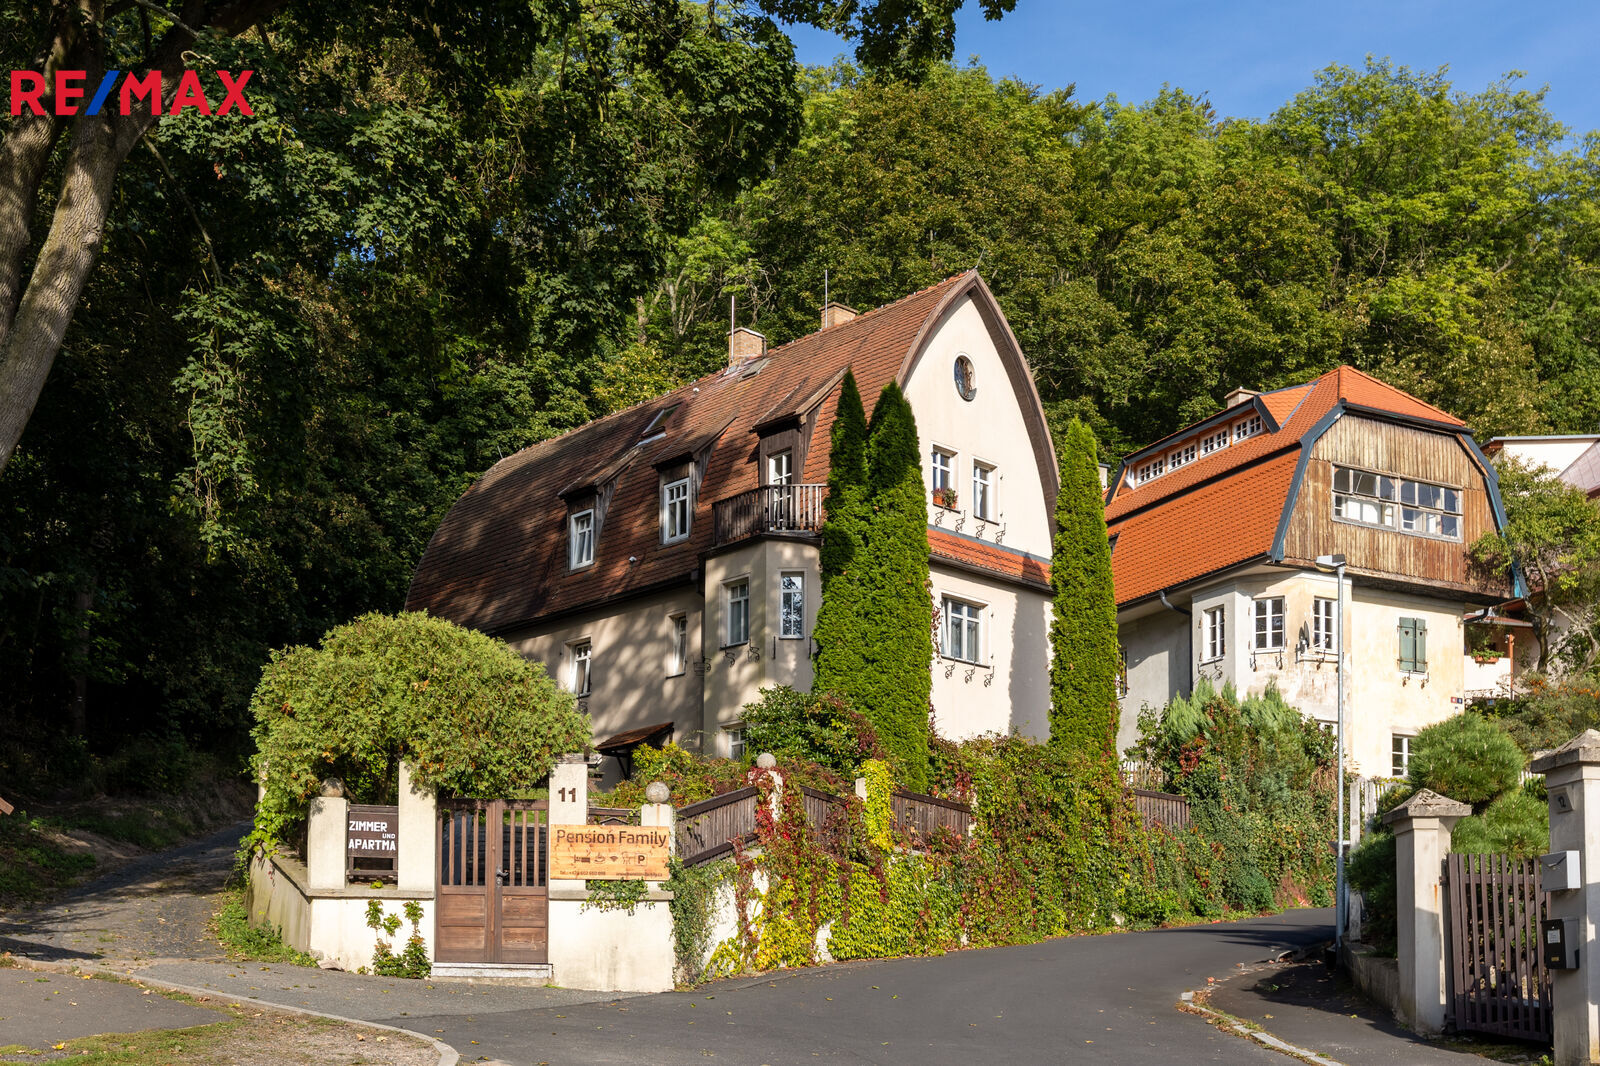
[364,900,431,979]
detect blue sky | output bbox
[786,0,1600,136]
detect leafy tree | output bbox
[1049,418,1119,757]
[1472,459,1600,671]
[813,370,872,705]
[249,611,589,851]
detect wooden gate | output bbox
[1446,853,1550,1041]
[435,799,549,965]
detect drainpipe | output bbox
[1159,590,1190,616]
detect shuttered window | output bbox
[1398,617,1428,673]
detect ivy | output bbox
[365,900,430,979]
[584,879,650,915]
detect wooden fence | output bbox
[676,787,760,866]
[1129,788,1190,830]
[1446,852,1551,1041]
[891,789,972,841]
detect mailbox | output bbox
[1541,850,1582,892]
[1543,917,1580,970]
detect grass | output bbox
[0,814,97,907]
[210,888,317,967]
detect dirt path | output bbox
[0,821,247,963]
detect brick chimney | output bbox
[729,326,766,366]
[821,301,858,329]
[1223,387,1259,409]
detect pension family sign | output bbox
[549,824,670,880]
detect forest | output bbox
[2,0,1599,777]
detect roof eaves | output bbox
[1107,439,1304,526]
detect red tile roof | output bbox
[928,529,1051,589]
[1106,366,1468,606]
[408,272,1047,632]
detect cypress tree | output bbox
[813,372,871,702]
[1049,417,1121,758]
[856,383,933,789]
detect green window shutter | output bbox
[1416,618,1427,670]
[1398,618,1416,671]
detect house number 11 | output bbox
[557,786,577,802]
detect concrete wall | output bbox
[930,563,1050,741]
[548,896,675,993]
[247,852,434,972]
[1116,609,1190,756]
[1495,438,1599,477]
[902,294,1053,560]
[246,852,313,955]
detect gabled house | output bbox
[406,272,1058,781]
[1106,367,1516,778]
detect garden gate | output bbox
[1445,852,1551,1041]
[435,798,549,964]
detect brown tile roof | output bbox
[929,529,1051,589]
[1106,366,1468,606]
[407,273,991,633]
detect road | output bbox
[387,908,1333,1065]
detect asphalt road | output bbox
[390,907,1334,1065]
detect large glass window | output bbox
[972,462,995,520]
[661,478,691,544]
[943,598,983,663]
[1253,597,1285,651]
[568,640,591,696]
[1312,597,1337,653]
[1202,605,1226,662]
[725,580,750,646]
[779,573,805,639]
[1334,467,1461,540]
[569,509,595,568]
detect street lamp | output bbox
[1315,553,1348,954]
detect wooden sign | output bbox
[549,824,670,880]
[347,805,399,856]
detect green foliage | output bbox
[607,743,751,808]
[1478,672,1600,756]
[211,890,317,967]
[742,687,886,777]
[1451,791,1549,857]
[1405,712,1524,809]
[584,879,650,915]
[813,371,875,744]
[248,612,589,851]
[0,812,97,907]
[366,899,431,979]
[861,758,895,853]
[1049,418,1120,757]
[665,857,730,985]
[1345,832,1399,954]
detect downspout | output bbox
[1159,590,1190,616]
[1159,589,1194,703]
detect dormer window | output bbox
[1168,442,1198,470]
[1133,456,1164,485]
[661,478,691,544]
[569,509,595,569]
[767,449,793,487]
[1234,415,1263,442]
[1200,429,1228,455]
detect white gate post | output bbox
[396,761,435,894]
[1382,788,1470,1035]
[1532,730,1600,1066]
[306,778,349,892]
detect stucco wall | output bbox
[1495,438,1599,476]
[547,897,675,993]
[930,564,1050,741]
[1116,609,1190,756]
[902,294,1053,560]
[247,853,434,972]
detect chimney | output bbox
[729,326,766,366]
[1223,387,1259,410]
[821,301,858,329]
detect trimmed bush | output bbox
[742,686,886,777]
[813,371,873,731]
[1405,712,1523,809]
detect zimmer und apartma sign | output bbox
[549,824,669,880]
[347,804,399,880]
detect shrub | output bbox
[1405,712,1523,809]
[1451,790,1548,856]
[741,686,886,777]
[1477,671,1600,756]
[248,611,589,851]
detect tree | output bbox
[1048,418,1120,757]
[1472,459,1600,671]
[812,370,872,720]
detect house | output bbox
[1483,435,1600,498]
[1106,368,1516,778]
[406,272,1058,781]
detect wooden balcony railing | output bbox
[713,484,826,545]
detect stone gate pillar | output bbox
[1532,730,1600,1065]
[1382,788,1470,1035]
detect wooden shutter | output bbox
[1398,618,1416,671]
[1416,618,1428,670]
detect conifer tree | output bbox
[813,372,872,703]
[1049,418,1122,758]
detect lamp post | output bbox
[1315,552,1348,953]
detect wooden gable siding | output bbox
[1279,415,1510,598]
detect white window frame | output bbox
[727,726,747,761]
[942,597,984,664]
[1202,605,1227,663]
[569,509,595,569]
[1233,414,1263,442]
[1392,733,1413,778]
[661,478,691,544]
[1252,597,1285,651]
[931,448,955,492]
[1200,429,1229,456]
[1311,597,1337,653]
[1168,441,1198,470]
[668,613,688,676]
[1333,466,1461,541]
[779,572,805,639]
[1134,456,1165,486]
[724,579,750,647]
[568,639,592,696]
[972,461,996,520]
[767,449,793,487]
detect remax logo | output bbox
[9,70,254,117]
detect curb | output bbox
[7,956,459,1066]
[1179,989,1344,1066]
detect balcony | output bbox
[714,484,826,545]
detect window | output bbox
[1253,597,1285,651]
[931,448,955,491]
[943,598,983,662]
[1333,467,1461,540]
[568,640,592,696]
[661,478,691,544]
[1200,429,1229,456]
[725,580,750,646]
[1134,456,1165,486]
[1169,441,1198,470]
[767,449,793,487]
[1233,415,1263,442]
[569,509,595,569]
[1202,605,1226,662]
[779,573,805,639]
[669,613,688,676]
[1116,646,1129,698]
[972,462,995,520]
[1392,734,1412,777]
[1398,616,1428,673]
[1311,597,1337,653]
[728,727,747,761]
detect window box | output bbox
[932,486,959,510]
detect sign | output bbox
[347,804,399,858]
[549,824,670,880]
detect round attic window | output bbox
[954,355,977,401]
